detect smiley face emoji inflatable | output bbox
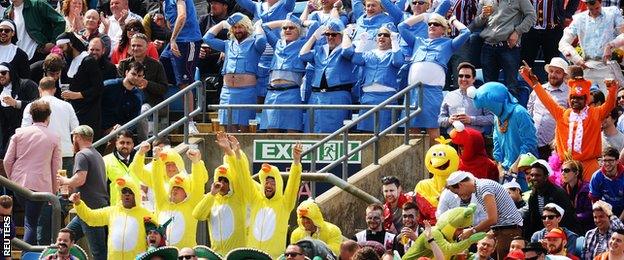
[425,136,459,178]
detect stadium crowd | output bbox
[3,0,624,258]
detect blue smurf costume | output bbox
[342,23,404,132]
[203,13,267,127]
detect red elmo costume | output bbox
[450,123,499,181]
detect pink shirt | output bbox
[3,122,61,193]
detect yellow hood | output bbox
[168,173,193,197]
[213,164,235,186]
[258,163,284,200]
[114,176,142,207]
[160,148,186,174]
[296,199,325,228]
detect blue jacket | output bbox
[309,11,350,27]
[342,47,404,90]
[101,78,142,130]
[264,22,318,73]
[237,0,295,22]
[300,46,356,88]
[398,25,470,71]
[163,0,202,42]
[204,33,267,75]
[472,82,538,170]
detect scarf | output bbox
[567,106,588,153]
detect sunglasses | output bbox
[282,26,297,31]
[324,32,341,37]
[0,28,12,34]
[0,71,8,76]
[412,1,427,4]
[377,33,390,37]
[402,214,416,219]
[121,188,134,195]
[428,22,443,27]
[178,256,195,260]
[618,96,624,101]
[541,215,558,220]
[127,27,142,32]
[449,183,460,189]
[562,168,576,173]
[458,74,472,78]
[284,252,303,257]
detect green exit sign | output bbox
[253,140,362,164]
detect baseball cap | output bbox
[544,228,567,240]
[504,249,525,260]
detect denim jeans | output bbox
[66,216,108,260]
[481,43,521,94]
[15,195,44,245]
[37,196,71,245]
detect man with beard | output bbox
[468,236,497,260]
[381,176,411,234]
[88,38,118,81]
[589,147,624,218]
[520,64,618,181]
[197,0,229,105]
[103,130,138,206]
[58,125,108,260]
[542,228,580,259]
[526,58,570,159]
[582,201,624,260]
[101,62,142,133]
[352,203,396,249]
[0,62,38,157]
[392,201,421,256]
[56,32,104,139]
[42,228,78,260]
[0,19,29,78]
[524,160,577,239]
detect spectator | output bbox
[300,20,355,133]
[143,217,170,251]
[353,203,396,248]
[444,0,480,90]
[284,244,307,260]
[472,0,535,96]
[524,160,577,239]
[392,202,421,256]
[102,0,143,48]
[399,13,469,144]
[439,62,494,134]
[68,176,154,259]
[560,159,593,235]
[520,0,578,70]
[42,228,76,260]
[178,248,198,260]
[543,228,580,259]
[589,147,624,218]
[102,130,136,205]
[204,13,266,132]
[350,0,403,53]
[381,175,410,233]
[522,242,548,260]
[520,63,618,181]
[530,203,579,256]
[58,125,109,260]
[436,188,487,226]
[300,0,349,26]
[594,229,624,260]
[291,199,343,255]
[602,108,624,152]
[261,15,316,133]
[61,0,87,32]
[559,0,624,92]
[40,53,66,100]
[502,180,527,212]
[469,236,496,260]
[22,76,78,173]
[0,19,29,79]
[118,33,168,141]
[196,0,228,106]
[2,0,65,62]
[57,32,104,139]
[583,201,624,260]
[0,195,15,241]
[469,82,538,188]
[510,236,526,251]
[526,57,570,159]
[100,61,143,133]
[87,37,118,80]
[0,62,38,157]
[159,0,202,135]
[4,100,60,245]
[352,247,380,260]
[592,90,607,107]
[446,171,523,259]
[142,8,170,52]
[110,19,158,64]
[77,10,112,58]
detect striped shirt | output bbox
[582,216,624,260]
[531,0,555,29]
[475,179,524,226]
[527,83,569,147]
[450,0,478,37]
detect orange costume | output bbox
[529,78,616,181]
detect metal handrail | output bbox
[93,81,205,148]
[0,175,61,248]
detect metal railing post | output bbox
[183,92,190,144]
[373,111,379,165]
[404,86,411,145]
[227,107,233,132]
[342,130,348,181]
[153,108,160,136]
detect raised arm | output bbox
[449,17,470,50]
[300,26,325,60]
[519,64,565,118]
[380,0,406,24]
[150,146,169,211]
[203,21,229,52]
[398,13,428,47]
[131,142,153,187]
[69,192,111,227]
[187,148,208,203]
[284,143,303,209]
[352,0,365,20]
[235,0,259,17]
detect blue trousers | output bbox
[15,195,44,245]
[66,216,108,260]
[481,43,521,94]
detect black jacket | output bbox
[524,182,579,238]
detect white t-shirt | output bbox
[13,3,38,59]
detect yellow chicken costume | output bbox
[290,199,343,255]
[415,137,459,207]
[234,150,302,258]
[73,177,155,260]
[131,148,186,189]
[192,154,248,256]
[151,151,208,249]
